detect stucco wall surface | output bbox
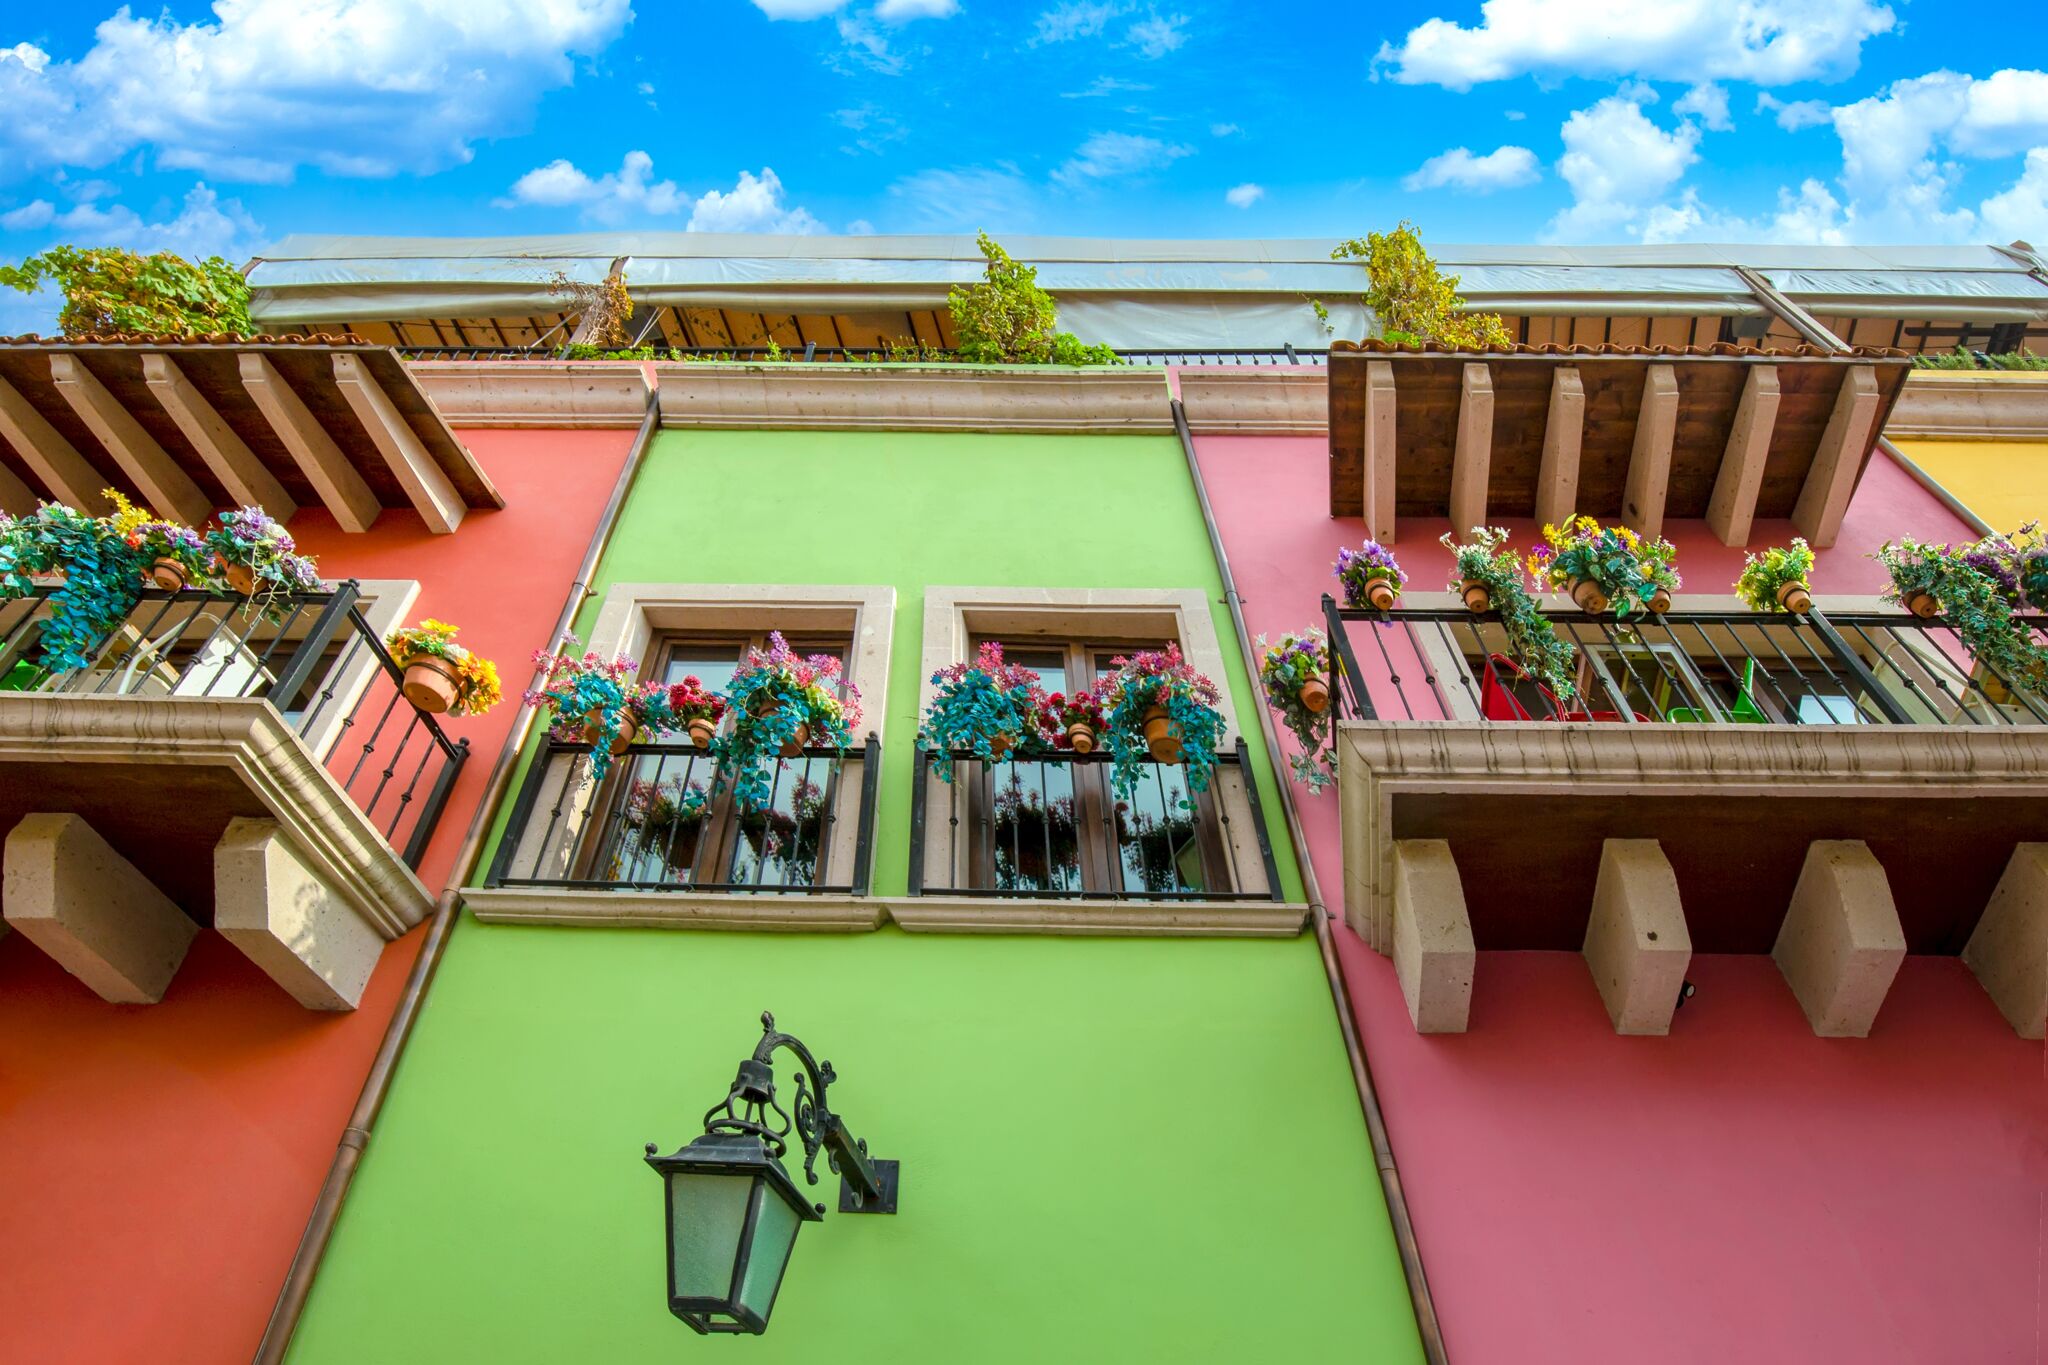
[1891,437,2048,535]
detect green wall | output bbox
[289,427,1422,1362]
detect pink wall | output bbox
[1191,429,2047,1363]
[0,427,630,1365]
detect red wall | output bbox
[0,427,630,1365]
[1191,428,2048,1363]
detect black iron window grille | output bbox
[0,581,469,868]
[1322,593,2048,729]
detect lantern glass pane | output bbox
[736,1186,802,1322]
[668,1172,752,1301]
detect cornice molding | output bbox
[1177,368,1327,434]
[408,361,652,428]
[1887,371,2048,440]
[653,363,1175,433]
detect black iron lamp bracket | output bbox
[701,1012,899,1214]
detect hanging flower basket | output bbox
[1566,575,1609,613]
[585,711,640,755]
[917,642,1045,783]
[385,619,502,717]
[667,675,727,751]
[1064,722,1096,753]
[1335,540,1406,612]
[1528,517,1680,619]
[780,723,812,759]
[1141,704,1181,764]
[525,641,674,782]
[1100,645,1224,802]
[1043,688,1106,757]
[223,561,257,595]
[401,655,461,713]
[1257,627,1336,794]
[1443,527,1580,705]
[712,632,861,810]
[149,557,189,591]
[1460,577,1492,613]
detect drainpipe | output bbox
[1170,398,1449,1364]
[252,390,662,1365]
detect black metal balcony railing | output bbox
[0,582,469,868]
[484,736,880,894]
[399,344,1329,366]
[1323,594,2048,728]
[908,742,1283,902]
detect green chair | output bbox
[1668,658,1768,723]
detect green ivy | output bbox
[0,505,146,672]
[1876,537,2048,695]
[0,246,252,338]
[1441,526,1578,702]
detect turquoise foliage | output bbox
[918,643,1046,783]
[0,504,145,674]
[710,634,859,811]
[1099,646,1225,808]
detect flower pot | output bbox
[987,731,1013,761]
[1064,722,1096,754]
[1461,578,1491,614]
[1647,589,1672,615]
[1299,675,1330,714]
[779,722,811,759]
[1568,576,1610,614]
[687,717,717,750]
[749,693,781,718]
[1366,579,1397,612]
[1776,580,1812,614]
[399,655,459,714]
[1902,589,1940,619]
[583,712,639,756]
[148,557,189,592]
[1142,705,1182,765]
[223,562,257,596]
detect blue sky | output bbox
[1,2,2045,330]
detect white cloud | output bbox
[1061,75,1152,98]
[1126,10,1188,58]
[1225,182,1264,208]
[887,165,1037,230]
[1635,179,1851,244]
[1757,92,1832,129]
[845,218,876,235]
[875,0,958,16]
[1,181,265,259]
[687,167,824,234]
[1034,1,1126,42]
[0,0,632,183]
[499,151,686,224]
[1210,122,1241,137]
[1375,0,1895,90]
[1504,109,1526,121]
[1823,68,2048,239]
[1981,148,2048,243]
[1403,144,1540,192]
[1549,93,1702,237]
[1674,83,1732,131]
[751,0,851,16]
[834,14,903,73]
[1052,131,1192,187]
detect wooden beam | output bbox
[239,353,380,532]
[1449,363,1494,535]
[1364,359,1397,542]
[330,353,464,534]
[1621,363,1679,540]
[48,354,211,525]
[1706,365,1782,547]
[0,376,110,512]
[1792,365,1880,548]
[0,457,34,516]
[1535,366,1584,526]
[141,353,297,518]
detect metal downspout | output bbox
[252,391,663,1365]
[1170,398,1449,1364]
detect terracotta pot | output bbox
[1647,588,1672,615]
[1902,589,1940,619]
[987,731,1013,760]
[687,716,717,750]
[1366,579,1397,612]
[1461,578,1491,614]
[583,712,639,756]
[1299,675,1330,714]
[1568,576,1610,614]
[779,722,811,759]
[1064,722,1096,754]
[1776,580,1812,614]
[749,693,781,718]
[1142,705,1182,765]
[223,562,257,596]
[148,557,189,592]
[400,655,459,714]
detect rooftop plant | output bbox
[1099,643,1225,805]
[948,232,1119,365]
[919,641,1047,781]
[1527,516,1680,618]
[1327,223,1511,349]
[712,632,862,810]
[1911,346,2048,371]
[1334,540,1406,611]
[548,269,634,351]
[0,245,252,338]
[1735,538,1817,613]
[1257,627,1335,793]
[1443,525,1578,702]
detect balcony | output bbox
[477,736,883,931]
[1321,597,2048,1039]
[903,743,1300,935]
[0,583,467,1009]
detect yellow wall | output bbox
[1891,438,2048,531]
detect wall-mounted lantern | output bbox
[644,1012,898,1335]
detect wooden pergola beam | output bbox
[1535,366,1583,526]
[0,376,110,512]
[49,354,211,525]
[141,353,297,518]
[1793,364,1879,548]
[1449,363,1494,536]
[1621,363,1679,540]
[0,456,34,516]
[239,353,380,532]
[1364,359,1397,542]
[1706,365,1782,547]
[331,353,463,533]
